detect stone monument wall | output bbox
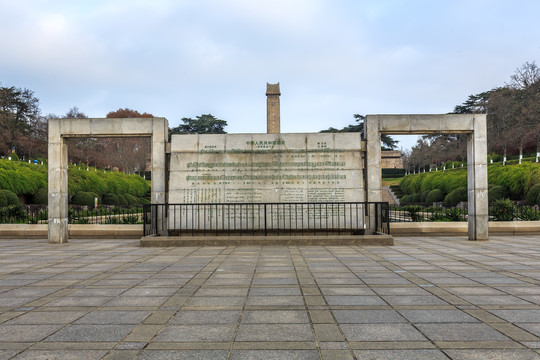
[168,133,365,231]
[169,133,364,204]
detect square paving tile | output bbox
[74,310,152,324]
[399,309,479,323]
[11,350,109,359]
[340,323,427,341]
[229,350,319,359]
[333,310,406,323]
[7,310,88,325]
[353,349,450,359]
[416,323,509,341]
[241,310,309,323]
[235,324,314,341]
[136,350,229,360]
[45,324,137,342]
[154,324,236,342]
[325,295,386,306]
[0,324,63,342]
[170,310,242,324]
[444,349,540,359]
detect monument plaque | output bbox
[169,132,365,231]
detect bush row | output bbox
[0,160,151,205]
[399,162,540,206]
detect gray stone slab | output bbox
[381,295,449,305]
[461,295,532,305]
[353,350,449,360]
[444,349,540,359]
[333,310,406,323]
[416,323,509,341]
[399,309,479,323]
[230,350,319,360]
[235,324,314,341]
[249,287,302,296]
[75,310,152,324]
[154,324,236,342]
[186,296,245,307]
[7,310,88,324]
[104,296,168,307]
[12,350,109,360]
[246,296,304,306]
[194,287,249,296]
[45,324,137,342]
[320,287,376,296]
[241,310,309,323]
[45,296,112,307]
[170,310,242,324]
[0,324,64,342]
[340,324,427,341]
[488,309,540,323]
[136,350,229,360]
[325,295,386,306]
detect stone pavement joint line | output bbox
[0,235,539,359]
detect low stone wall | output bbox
[0,224,143,239]
[0,222,538,240]
[391,221,540,237]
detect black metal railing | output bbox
[389,204,540,222]
[143,202,390,237]
[0,205,144,224]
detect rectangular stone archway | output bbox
[48,117,169,243]
[365,114,488,240]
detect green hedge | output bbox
[0,190,19,207]
[0,160,151,204]
[444,187,468,207]
[425,189,444,204]
[525,184,540,206]
[72,192,99,206]
[400,162,540,201]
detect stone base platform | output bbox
[140,234,394,247]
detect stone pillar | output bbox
[365,115,382,234]
[266,83,281,134]
[48,119,69,243]
[152,118,169,235]
[467,114,489,240]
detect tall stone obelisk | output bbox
[266,83,281,134]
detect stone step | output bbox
[140,234,393,247]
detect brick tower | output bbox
[266,83,281,134]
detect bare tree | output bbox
[509,61,540,90]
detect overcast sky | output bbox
[1,0,539,150]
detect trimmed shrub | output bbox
[71,192,99,207]
[0,190,19,207]
[420,190,431,203]
[32,187,48,205]
[124,194,138,207]
[443,187,468,207]
[425,189,444,204]
[117,194,128,206]
[102,193,119,205]
[400,194,412,205]
[489,185,507,205]
[412,193,422,203]
[139,198,151,205]
[525,184,540,205]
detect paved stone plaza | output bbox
[0,236,539,359]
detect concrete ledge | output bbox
[391,221,540,236]
[0,224,143,239]
[140,234,394,247]
[0,224,48,239]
